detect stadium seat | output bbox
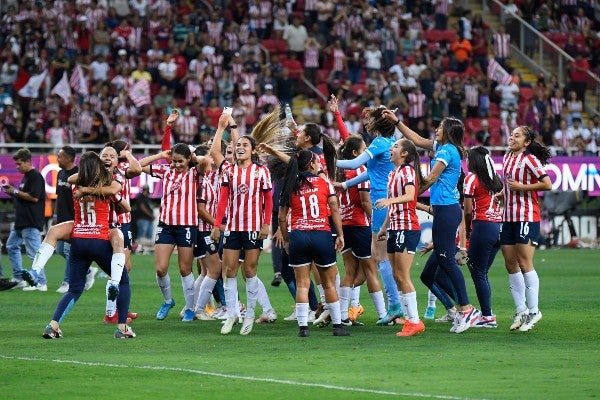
[317,69,330,83]
[520,87,534,102]
[423,30,444,43]
[351,83,367,96]
[489,103,499,118]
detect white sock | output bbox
[339,286,350,320]
[335,272,340,293]
[105,279,119,317]
[316,284,326,304]
[224,277,238,318]
[110,253,125,282]
[157,274,172,304]
[328,300,342,325]
[181,273,195,310]
[370,290,387,318]
[296,302,309,327]
[245,276,259,319]
[508,272,527,313]
[398,290,407,317]
[428,290,437,308]
[256,277,274,314]
[523,270,540,314]
[351,286,361,307]
[195,276,217,312]
[193,274,205,307]
[32,242,55,274]
[402,291,420,323]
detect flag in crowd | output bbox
[487,58,513,85]
[17,70,48,98]
[70,64,89,96]
[128,79,151,107]
[51,72,72,104]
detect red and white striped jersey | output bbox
[387,164,420,231]
[198,175,218,231]
[502,151,548,222]
[72,188,115,240]
[465,84,479,107]
[332,48,346,72]
[463,173,502,223]
[206,20,224,42]
[304,45,320,68]
[186,79,203,104]
[176,115,198,143]
[289,174,335,231]
[202,74,216,92]
[493,33,511,58]
[207,53,224,78]
[224,31,239,51]
[116,162,132,224]
[257,93,279,109]
[550,96,564,116]
[338,166,371,227]
[408,92,426,118]
[151,164,201,226]
[221,163,272,231]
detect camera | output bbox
[223,106,233,115]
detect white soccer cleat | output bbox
[255,310,277,323]
[312,309,331,327]
[519,311,542,332]
[221,317,237,334]
[239,317,254,335]
[510,309,529,331]
[283,309,297,321]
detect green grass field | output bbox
[1,249,599,399]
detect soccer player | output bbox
[375,139,425,336]
[463,146,504,328]
[140,126,209,322]
[279,149,348,337]
[500,126,552,332]
[41,151,135,339]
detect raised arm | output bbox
[257,143,291,164]
[121,149,142,178]
[161,109,179,151]
[382,109,434,151]
[209,113,232,167]
[328,94,349,142]
[336,151,371,170]
[139,150,171,174]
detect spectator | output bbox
[492,25,511,68]
[450,32,472,73]
[569,52,590,103]
[495,80,520,124]
[133,184,155,252]
[475,119,492,146]
[568,117,593,155]
[1,148,47,290]
[283,16,309,61]
[553,119,571,156]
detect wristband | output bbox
[230,125,238,129]
[13,189,19,197]
[459,247,467,251]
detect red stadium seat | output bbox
[489,103,499,118]
[351,83,367,96]
[423,30,444,43]
[520,87,534,102]
[317,69,330,83]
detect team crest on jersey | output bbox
[238,183,249,194]
[170,182,182,192]
[254,170,260,179]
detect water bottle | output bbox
[284,103,293,123]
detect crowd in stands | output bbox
[0,0,599,156]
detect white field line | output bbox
[0,355,491,400]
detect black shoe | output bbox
[0,278,18,291]
[271,273,282,287]
[333,324,350,336]
[298,326,309,337]
[341,318,365,327]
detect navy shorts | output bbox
[288,230,336,268]
[120,223,132,251]
[194,230,219,258]
[155,223,197,247]
[222,231,263,251]
[500,221,540,246]
[387,230,421,254]
[341,225,372,258]
[69,238,129,292]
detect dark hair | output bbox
[303,123,336,177]
[363,106,396,138]
[236,135,260,164]
[171,142,192,158]
[518,126,552,165]
[399,139,424,187]
[279,150,315,207]
[76,151,113,189]
[467,146,503,193]
[194,145,210,157]
[13,148,32,162]
[61,146,76,161]
[440,117,466,159]
[106,139,129,161]
[336,135,364,183]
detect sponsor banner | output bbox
[0,156,598,200]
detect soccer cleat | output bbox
[435,310,457,323]
[307,310,316,323]
[22,270,39,287]
[255,310,277,323]
[103,312,132,324]
[0,278,18,291]
[397,320,426,337]
[212,306,227,319]
[23,283,48,292]
[84,267,99,291]
[424,306,436,320]
[453,307,481,333]
[271,272,282,287]
[114,325,136,339]
[221,317,237,334]
[195,310,215,321]
[474,314,498,329]
[204,304,215,316]
[240,317,254,335]
[313,309,331,327]
[42,324,63,339]
[519,311,542,332]
[11,280,27,289]
[156,300,176,320]
[181,308,196,322]
[348,304,364,321]
[127,312,138,320]
[332,325,350,336]
[341,318,365,327]
[107,282,119,301]
[376,304,403,326]
[283,309,297,321]
[298,326,309,337]
[510,309,529,331]
[56,281,69,293]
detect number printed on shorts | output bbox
[396,231,405,244]
[299,194,320,219]
[519,222,529,237]
[248,231,258,241]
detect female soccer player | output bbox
[140,131,208,322]
[463,146,504,328]
[335,106,402,325]
[375,139,425,336]
[335,135,386,324]
[279,150,348,337]
[386,112,480,333]
[500,126,552,332]
[210,117,274,336]
[41,151,134,339]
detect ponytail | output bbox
[467,146,503,193]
